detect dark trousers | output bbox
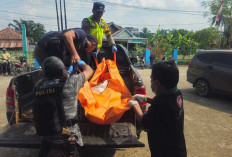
[2,62,11,74]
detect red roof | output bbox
[0,27,24,49]
[0,39,23,48]
[112,28,125,37]
[0,27,22,39]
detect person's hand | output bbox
[71,54,80,65]
[128,100,139,108]
[91,51,99,57]
[67,65,74,74]
[112,45,117,53]
[77,60,86,67]
[132,94,147,103]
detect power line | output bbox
[2,0,206,16]
[76,0,205,16]
[0,14,208,28]
[0,14,208,27]
[0,9,56,20]
[118,23,207,27]
[0,17,58,27]
[1,0,90,9]
[0,9,82,22]
[0,0,209,30]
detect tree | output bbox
[177,32,197,58]
[8,19,46,43]
[150,27,175,60]
[32,23,46,43]
[170,29,193,40]
[193,27,219,49]
[136,27,155,46]
[139,27,151,38]
[202,0,232,48]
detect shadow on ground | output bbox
[180,88,232,115]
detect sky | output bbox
[0,0,213,33]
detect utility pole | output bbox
[55,0,67,31]
[219,24,223,49]
[55,0,60,31]
[63,0,67,29]
[60,0,63,31]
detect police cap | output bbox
[93,2,105,12]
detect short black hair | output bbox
[43,56,65,79]
[86,34,98,46]
[151,59,179,89]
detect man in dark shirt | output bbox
[129,59,187,157]
[34,28,98,67]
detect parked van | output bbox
[187,50,232,97]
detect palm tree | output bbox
[8,19,46,43]
[202,0,232,48]
[32,23,46,42]
[140,27,151,38]
[211,14,224,27]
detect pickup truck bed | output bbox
[0,44,146,149]
[0,122,143,148]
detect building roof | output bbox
[0,27,22,40]
[107,22,121,31]
[112,28,134,37]
[0,40,24,49]
[0,27,24,49]
[104,23,147,44]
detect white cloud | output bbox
[124,0,167,8]
[108,0,209,32]
[0,0,210,32]
[167,0,199,8]
[22,5,38,17]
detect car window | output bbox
[196,53,211,63]
[211,53,232,68]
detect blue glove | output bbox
[67,65,73,74]
[91,51,99,57]
[73,64,79,71]
[77,60,86,67]
[67,65,79,74]
[112,45,117,53]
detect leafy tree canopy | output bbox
[8,19,46,43]
[193,27,219,49]
[202,0,232,48]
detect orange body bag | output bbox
[78,56,131,125]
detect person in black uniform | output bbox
[34,28,98,67]
[129,59,187,157]
[33,56,94,157]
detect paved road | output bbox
[0,66,232,157]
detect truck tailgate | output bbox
[0,122,144,148]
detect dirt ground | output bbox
[0,66,232,157]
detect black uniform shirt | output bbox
[141,87,187,157]
[66,28,98,68]
[36,28,90,67]
[63,28,90,66]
